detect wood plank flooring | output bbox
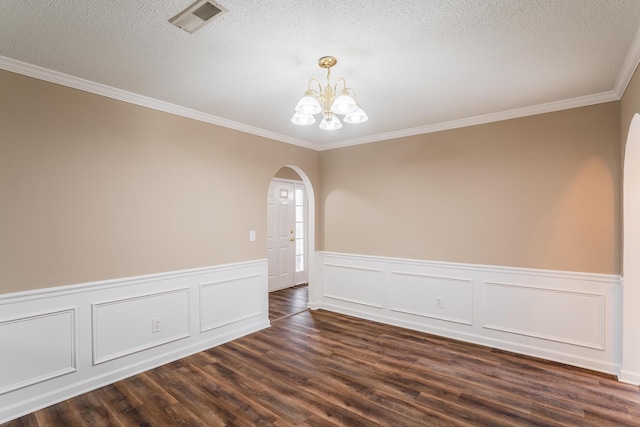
[268,284,308,322]
[5,285,640,426]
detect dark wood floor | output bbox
[5,284,640,426]
[268,284,309,322]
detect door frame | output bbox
[622,113,640,385]
[268,166,317,308]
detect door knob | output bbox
[290,237,296,242]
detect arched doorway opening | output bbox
[266,165,316,319]
[622,113,640,385]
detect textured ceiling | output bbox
[2,0,640,150]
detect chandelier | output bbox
[291,56,368,131]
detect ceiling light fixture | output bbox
[291,56,368,131]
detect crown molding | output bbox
[322,26,640,151]
[2,48,638,153]
[317,91,620,151]
[615,24,640,97]
[0,56,319,151]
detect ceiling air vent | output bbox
[169,0,227,34]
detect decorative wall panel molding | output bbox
[482,281,605,350]
[0,308,76,395]
[315,252,621,377]
[390,272,473,325]
[0,259,268,424]
[324,263,384,308]
[200,274,263,332]
[92,289,191,365]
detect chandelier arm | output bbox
[294,56,364,130]
[333,77,347,94]
[346,87,358,103]
[307,78,322,94]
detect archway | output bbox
[267,165,317,311]
[622,113,640,385]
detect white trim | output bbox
[622,113,640,386]
[323,262,385,309]
[91,288,192,365]
[0,259,266,304]
[2,51,638,152]
[198,274,263,333]
[1,319,265,422]
[199,273,261,287]
[390,271,473,285]
[324,294,384,309]
[482,281,605,350]
[318,92,619,151]
[320,300,619,375]
[0,308,77,395]
[320,252,620,283]
[389,306,472,326]
[618,370,640,386]
[279,166,318,311]
[316,251,622,377]
[615,24,640,97]
[324,263,383,274]
[390,271,473,326]
[0,56,316,151]
[0,260,269,424]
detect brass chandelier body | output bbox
[291,56,368,131]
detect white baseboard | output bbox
[307,302,322,310]
[0,259,269,424]
[315,252,622,376]
[619,370,640,386]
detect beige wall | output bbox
[0,70,320,294]
[1,67,626,294]
[320,103,621,274]
[274,167,303,181]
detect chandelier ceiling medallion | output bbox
[291,56,368,131]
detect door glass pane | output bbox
[294,184,305,274]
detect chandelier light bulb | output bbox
[291,112,316,126]
[319,114,342,131]
[291,56,367,131]
[343,107,368,124]
[331,90,358,115]
[295,91,322,115]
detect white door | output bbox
[267,180,295,291]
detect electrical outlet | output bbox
[152,317,161,333]
[436,296,443,308]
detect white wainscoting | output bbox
[314,252,622,376]
[199,274,264,332]
[0,259,268,424]
[324,263,384,308]
[0,308,76,395]
[92,288,192,365]
[482,281,605,350]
